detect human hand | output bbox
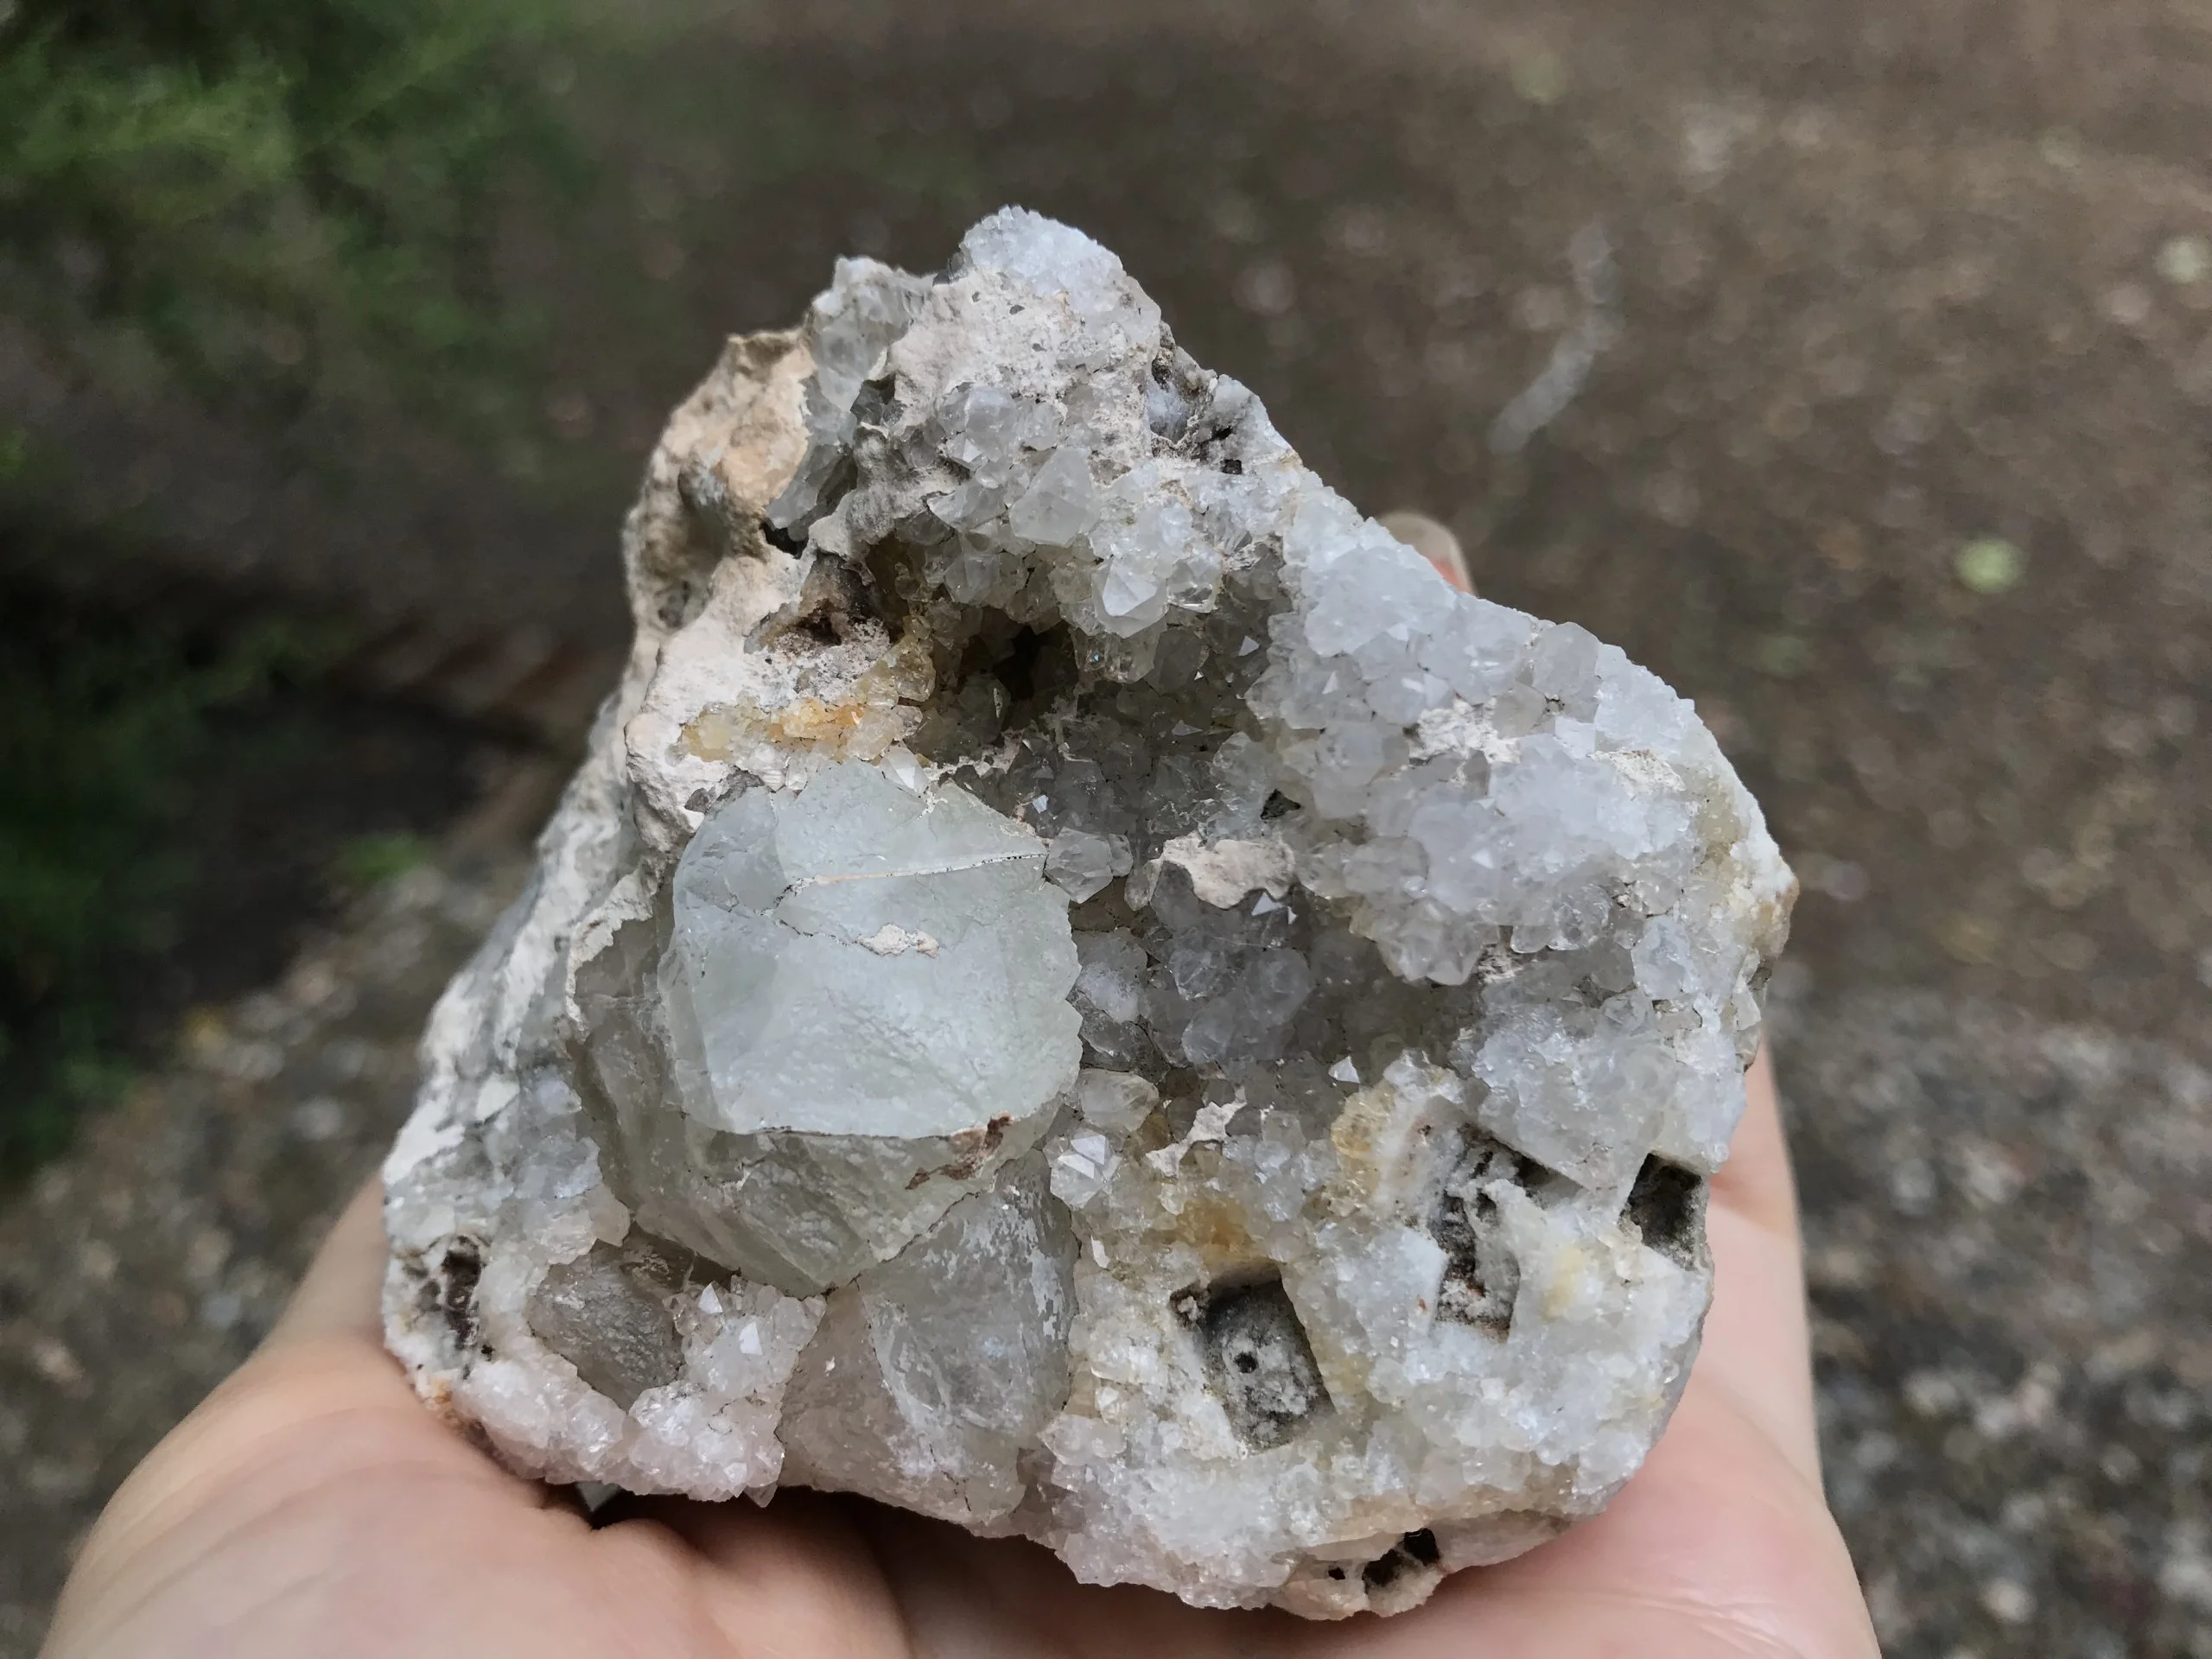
[43,1046,1878,1659]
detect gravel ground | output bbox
[5,2,2211,1653]
[1777,983,2212,1656]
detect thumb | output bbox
[264,1176,391,1351]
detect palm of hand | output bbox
[45,1054,1878,1659]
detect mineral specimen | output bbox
[382,208,1795,1618]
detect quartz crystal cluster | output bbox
[382,209,1795,1618]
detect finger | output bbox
[1382,510,1472,593]
[264,1174,390,1351]
[1389,1048,1872,1659]
[845,1501,1304,1659]
[255,1175,582,1512]
[50,1185,529,1656]
[596,1491,913,1656]
[1428,1374,1881,1659]
[1696,1046,1822,1484]
[1709,1046,1800,1241]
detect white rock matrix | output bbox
[382,209,1795,1618]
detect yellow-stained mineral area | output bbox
[681,632,938,766]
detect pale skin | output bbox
[44,1047,1880,1659]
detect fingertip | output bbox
[1696,1043,1823,1484]
[1380,510,1472,594]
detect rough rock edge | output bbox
[383,224,1796,1615]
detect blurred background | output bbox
[3,0,2209,1652]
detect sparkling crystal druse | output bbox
[382,209,1796,1618]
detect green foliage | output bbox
[0,0,597,435]
[0,579,335,1179]
[332,829,432,891]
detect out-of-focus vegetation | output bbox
[0,564,340,1179]
[0,0,598,440]
[0,0,618,1179]
[331,830,434,891]
[0,0,984,459]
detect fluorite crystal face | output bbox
[382,209,1795,1618]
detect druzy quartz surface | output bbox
[381,209,1795,1618]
